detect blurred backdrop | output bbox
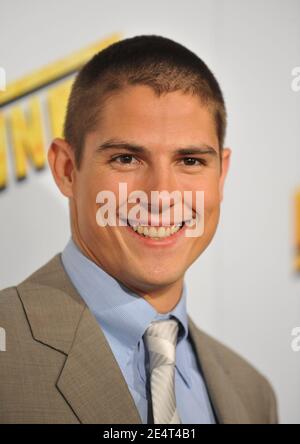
[0,0,299,424]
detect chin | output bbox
[134,268,183,289]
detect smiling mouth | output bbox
[126,220,189,240]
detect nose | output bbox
[144,161,180,192]
[140,164,182,222]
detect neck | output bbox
[128,279,184,314]
[71,238,184,315]
[74,232,184,313]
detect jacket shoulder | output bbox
[202,328,268,380]
[0,286,23,323]
[0,254,61,321]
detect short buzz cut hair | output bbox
[64,34,227,168]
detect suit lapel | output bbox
[17,254,141,424]
[56,306,141,424]
[188,317,250,424]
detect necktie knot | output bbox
[144,318,179,345]
[144,319,179,370]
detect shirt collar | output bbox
[61,237,189,355]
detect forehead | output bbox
[93,85,219,150]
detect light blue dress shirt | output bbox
[61,238,216,424]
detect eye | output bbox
[181,157,207,166]
[110,154,139,165]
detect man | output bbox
[0,35,278,424]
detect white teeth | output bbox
[131,224,183,238]
[148,227,156,237]
[137,226,144,235]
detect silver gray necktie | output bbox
[143,319,181,424]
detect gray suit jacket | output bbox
[0,254,278,424]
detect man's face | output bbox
[69,85,230,294]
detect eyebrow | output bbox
[96,138,218,156]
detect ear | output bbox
[219,148,231,202]
[47,138,76,198]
